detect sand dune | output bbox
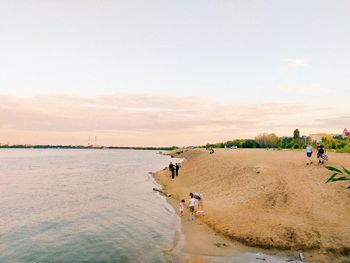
[157,148,350,262]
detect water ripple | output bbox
[0,149,182,263]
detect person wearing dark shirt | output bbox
[169,162,175,179]
[175,163,180,176]
[316,143,325,164]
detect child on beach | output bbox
[189,193,196,221]
[179,199,185,216]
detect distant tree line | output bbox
[0,145,179,151]
[0,145,85,149]
[203,129,350,153]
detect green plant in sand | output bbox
[325,166,350,189]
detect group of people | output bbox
[178,192,204,221]
[306,142,328,165]
[165,143,330,224]
[168,162,180,179]
[169,145,328,222]
[168,162,204,220]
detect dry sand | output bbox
[155,148,350,263]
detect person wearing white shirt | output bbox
[189,193,196,221]
[306,144,313,165]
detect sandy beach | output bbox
[155,149,350,263]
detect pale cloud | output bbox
[0,94,347,146]
[282,59,307,69]
[278,84,319,94]
[313,115,350,129]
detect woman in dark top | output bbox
[316,143,325,164]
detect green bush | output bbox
[337,143,350,153]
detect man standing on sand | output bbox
[306,144,313,165]
[175,163,180,177]
[316,143,326,164]
[169,162,175,179]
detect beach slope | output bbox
[157,149,350,261]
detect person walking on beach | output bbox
[194,192,204,214]
[179,199,185,216]
[316,143,326,164]
[189,193,196,221]
[306,144,313,165]
[175,163,180,177]
[169,162,175,179]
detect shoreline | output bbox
[154,149,350,263]
[153,166,300,262]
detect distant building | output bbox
[343,128,350,138]
[309,133,333,143]
[309,134,323,143]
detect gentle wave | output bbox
[0,149,181,263]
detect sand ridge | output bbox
[157,148,350,262]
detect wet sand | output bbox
[164,194,302,263]
[154,148,350,263]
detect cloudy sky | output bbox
[0,0,349,146]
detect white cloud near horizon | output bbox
[278,84,319,94]
[282,59,308,69]
[0,94,348,146]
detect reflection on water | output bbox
[0,149,181,263]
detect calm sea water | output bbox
[0,149,182,263]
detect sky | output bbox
[0,0,349,146]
